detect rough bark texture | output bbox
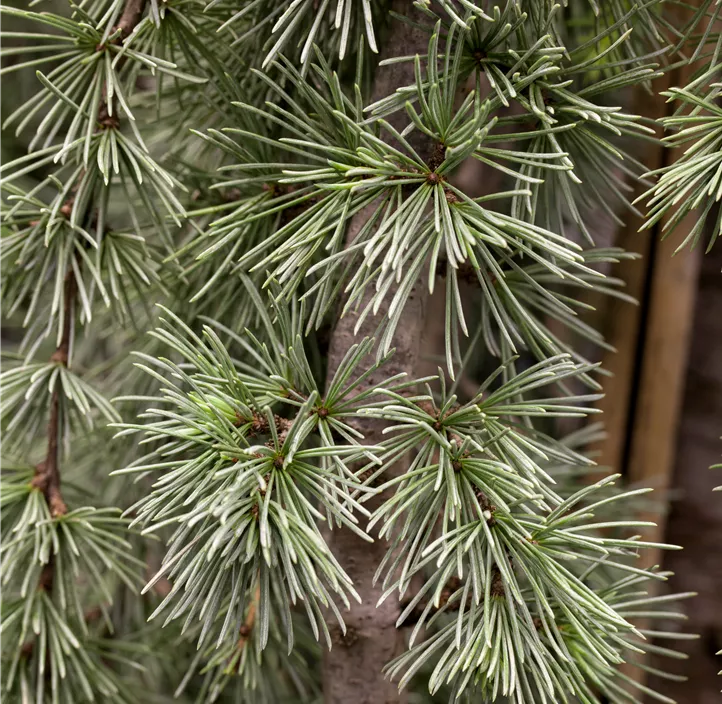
[320,6,435,703]
[320,235,428,704]
[647,238,722,703]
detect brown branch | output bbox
[117,0,148,39]
[399,564,505,628]
[24,0,148,635]
[434,258,494,286]
[32,272,76,523]
[235,410,294,446]
[225,583,261,674]
[398,576,463,626]
[238,584,260,647]
[490,564,505,598]
[30,266,76,597]
[95,0,149,124]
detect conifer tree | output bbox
[1,1,719,702]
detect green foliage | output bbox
[113,299,396,650]
[642,84,722,252]
[1,0,717,702]
[363,360,682,703]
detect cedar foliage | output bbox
[1,1,720,702]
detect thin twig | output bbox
[31,0,150,523]
[225,583,261,674]
[32,271,75,524]
[29,0,151,584]
[238,583,261,648]
[31,272,75,592]
[100,0,149,120]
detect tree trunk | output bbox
[321,5,434,703]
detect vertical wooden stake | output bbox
[626,234,702,566]
[593,74,671,476]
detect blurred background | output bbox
[2,2,721,702]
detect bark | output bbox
[31,272,75,596]
[117,0,147,38]
[32,273,75,519]
[320,6,435,703]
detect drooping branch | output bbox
[32,271,76,523]
[33,0,150,522]
[30,270,75,596]
[28,0,147,573]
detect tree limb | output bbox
[31,0,150,529]
[32,271,75,523]
[30,270,75,596]
[320,6,435,704]
[117,0,147,38]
